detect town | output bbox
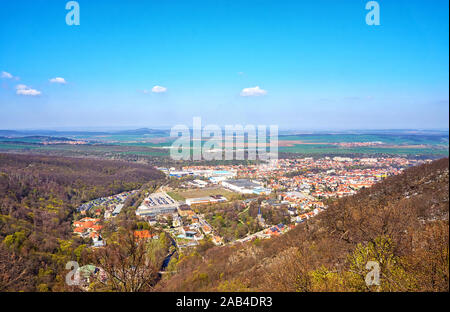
[71,156,430,250]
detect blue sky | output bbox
[0,0,448,130]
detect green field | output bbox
[278,133,449,145]
[1,130,448,159]
[279,144,449,156]
[276,132,449,156]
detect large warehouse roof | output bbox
[225,179,260,189]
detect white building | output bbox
[222,179,267,194]
[189,179,208,188]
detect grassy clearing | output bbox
[170,187,238,201]
[167,191,186,201]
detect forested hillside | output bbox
[1,154,448,292]
[159,158,449,292]
[0,153,164,291]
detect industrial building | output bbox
[221,179,271,195]
[136,192,179,217]
[185,195,227,206]
[169,169,236,180]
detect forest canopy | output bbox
[0,153,164,291]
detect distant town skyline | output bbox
[1,0,449,129]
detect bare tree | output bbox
[92,230,161,292]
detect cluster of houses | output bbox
[164,157,424,183]
[294,208,323,223]
[175,207,223,246]
[72,191,139,247]
[269,166,399,198]
[280,191,325,214]
[263,223,288,237]
[261,157,427,200]
[76,190,137,216]
[72,217,105,247]
[179,225,204,241]
[257,194,325,225]
[134,230,157,241]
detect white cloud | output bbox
[1,71,19,80]
[1,71,13,79]
[240,86,267,97]
[151,85,167,93]
[16,84,41,96]
[49,77,67,84]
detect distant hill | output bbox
[0,130,109,136]
[114,128,169,136]
[0,136,79,143]
[0,128,170,137]
[159,158,449,292]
